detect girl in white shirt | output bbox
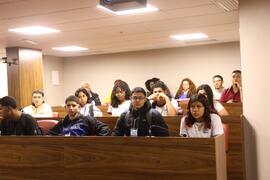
[180,94,224,137]
[108,80,131,116]
[75,88,103,117]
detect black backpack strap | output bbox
[89,104,94,117]
[145,109,152,127]
[124,110,132,127]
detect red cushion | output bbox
[222,123,229,153]
[37,120,58,135]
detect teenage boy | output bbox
[0,96,40,135]
[49,95,109,136]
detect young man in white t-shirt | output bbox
[148,81,178,116]
[212,75,224,100]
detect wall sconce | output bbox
[1,57,18,66]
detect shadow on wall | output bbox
[243,115,258,180]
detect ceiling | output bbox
[0,0,239,57]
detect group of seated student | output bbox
[0,92,223,138]
[0,69,242,137]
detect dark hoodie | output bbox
[48,114,109,136]
[112,100,169,136]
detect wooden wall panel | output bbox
[0,137,64,180]
[6,48,20,104]
[6,47,43,108]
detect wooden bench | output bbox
[178,100,243,116]
[53,102,243,118]
[52,106,67,118]
[52,105,112,118]
[97,115,244,180]
[222,102,243,116]
[0,136,226,180]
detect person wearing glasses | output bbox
[107,80,131,116]
[112,87,169,136]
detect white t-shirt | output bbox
[153,98,178,116]
[108,100,131,116]
[80,102,103,117]
[213,100,225,113]
[212,87,224,100]
[180,113,224,137]
[23,103,53,117]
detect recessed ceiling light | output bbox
[170,33,208,41]
[8,26,60,35]
[96,4,159,15]
[52,46,88,52]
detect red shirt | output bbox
[220,86,241,103]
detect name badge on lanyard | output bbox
[130,128,138,137]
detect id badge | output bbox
[130,128,138,137]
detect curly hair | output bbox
[111,81,131,108]
[185,94,211,129]
[175,78,196,99]
[145,77,160,92]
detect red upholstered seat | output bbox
[37,120,58,135]
[222,123,229,153]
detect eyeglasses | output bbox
[131,96,145,101]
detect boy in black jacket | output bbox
[0,96,40,135]
[112,87,169,137]
[49,95,109,136]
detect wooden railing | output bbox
[52,102,243,119]
[50,105,244,180]
[95,115,244,180]
[0,136,226,180]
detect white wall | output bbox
[240,1,270,179]
[0,63,8,97]
[43,55,64,106]
[43,42,241,105]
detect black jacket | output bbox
[49,114,109,136]
[89,91,101,106]
[0,113,40,135]
[112,100,169,136]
